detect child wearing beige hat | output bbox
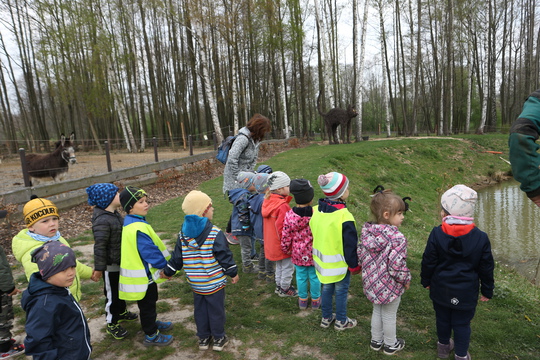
[421,185,495,360]
[12,196,94,302]
[163,190,239,352]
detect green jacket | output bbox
[509,89,540,198]
[0,246,15,295]
[11,229,92,302]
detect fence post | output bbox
[105,141,112,172]
[19,148,32,187]
[153,137,158,162]
[213,132,217,150]
[189,135,193,156]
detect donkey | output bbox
[25,133,76,185]
[317,92,358,144]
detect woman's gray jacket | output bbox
[222,126,260,193]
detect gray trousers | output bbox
[371,295,401,346]
[275,257,294,289]
[237,235,253,269]
[0,293,13,344]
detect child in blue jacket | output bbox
[228,172,257,273]
[21,241,91,360]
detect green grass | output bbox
[76,135,538,359]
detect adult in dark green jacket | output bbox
[509,89,540,206]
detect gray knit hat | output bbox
[31,241,76,281]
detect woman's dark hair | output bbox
[247,114,271,142]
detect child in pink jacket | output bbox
[281,179,321,310]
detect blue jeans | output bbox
[295,265,321,300]
[321,271,351,322]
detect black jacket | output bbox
[91,207,123,271]
[21,273,92,360]
[421,226,495,310]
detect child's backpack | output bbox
[216,133,247,164]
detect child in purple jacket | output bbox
[281,179,321,310]
[358,188,411,356]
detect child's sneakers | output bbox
[298,298,308,310]
[454,353,471,360]
[320,313,336,328]
[370,340,383,351]
[106,323,128,340]
[213,336,229,352]
[117,310,138,322]
[143,331,173,347]
[277,286,298,297]
[198,337,212,350]
[334,317,357,331]
[311,297,321,310]
[0,341,24,358]
[156,320,174,331]
[383,338,405,355]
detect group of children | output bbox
[0,168,494,359]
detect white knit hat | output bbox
[441,185,477,218]
[268,171,291,191]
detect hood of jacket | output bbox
[228,188,251,204]
[316,198,346,213]
[361,222,398,252]
[438,226,483,258]
[181,215,209,240]
[285,210,311,232]
[262,193,292,216]
[21,272,69,311]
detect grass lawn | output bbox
[67,134,540,359]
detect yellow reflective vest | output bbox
[310,205,355,284]
[119,221,170,301]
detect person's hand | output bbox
[231,275,239,284]
[529,194,540,207]
[91,270,103,282]
[480,295,490,302]
[160,270,171,280]
[404,283,410,290]
[426,286,430,289]
[7,288,21,296]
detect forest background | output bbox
[0,0,537,154]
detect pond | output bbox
[476,179,540,285]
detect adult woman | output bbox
[222,114,271,194]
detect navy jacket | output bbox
[421,226,495,310]
[248,193,265,239]
[21,273,92,360]
[228,188,253,236]
[164,215,238,279]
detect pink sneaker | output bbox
[311,297,321,310]
[298,298,308,310]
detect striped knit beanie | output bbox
[318,172,349,200]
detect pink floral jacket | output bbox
[358,222,411,305]
[281,208,314,267]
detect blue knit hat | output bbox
[256,165,273,174]
[86,183,119,209]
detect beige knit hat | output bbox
[182,190,212,216]
[441,184,477,218]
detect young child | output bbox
[87,183,138,340]
[12,196,93,302]
[262,171,297,296]
[0,210,24,358]
[118,186,173,347]
[249,172,275,282]
[421,185,494,360]
[21,240,91,359]
[162,190,239,352]
[358,188,411,355]
[310,172,360,330]
[228,172,257,273]
[281,179,321,310]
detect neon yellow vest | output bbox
[310,205,355,284]
[119,221,170,301]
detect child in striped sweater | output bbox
[162,190,239,352]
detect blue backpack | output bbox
[216,133,247,164]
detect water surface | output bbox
[476,180,540,284]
